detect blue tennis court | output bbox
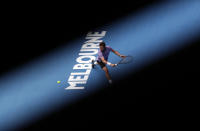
[0,1,200,130]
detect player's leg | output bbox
[102,66,112,84]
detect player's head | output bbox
[99,41,106,52]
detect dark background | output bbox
[1,0,199,130]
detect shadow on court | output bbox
[20,41,200,130]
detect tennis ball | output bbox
[57,81,61,84]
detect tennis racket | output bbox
[115,55,134,66]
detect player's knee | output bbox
[103,67,108,73]
[105,70,109,74]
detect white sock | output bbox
[108,80,112,84]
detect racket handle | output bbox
[114,64,118,66]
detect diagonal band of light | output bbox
[0,1,200,130]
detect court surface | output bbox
[0,1,200,130]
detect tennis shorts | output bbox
[97,60,106,68]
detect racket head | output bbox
[118,55,134,64]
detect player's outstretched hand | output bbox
[120,55,126,58]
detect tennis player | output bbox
[92,41,126,84]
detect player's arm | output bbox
[100,57,115,67]
[111,49,126,58]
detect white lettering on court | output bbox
[65,31,107,89]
